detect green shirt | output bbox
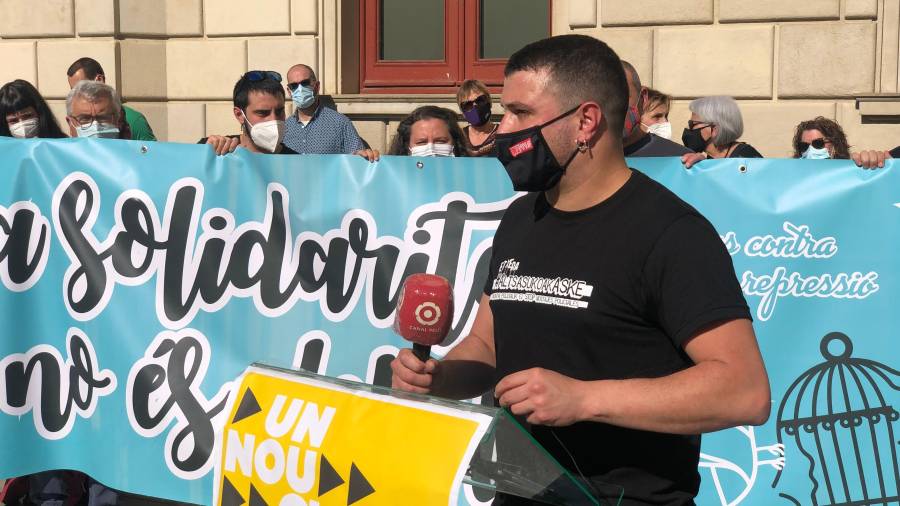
[123,105,156,141]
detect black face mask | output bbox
[681,127,710,153]
[495,105,581,192]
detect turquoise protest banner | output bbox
[0,137,896,505]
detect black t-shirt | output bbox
[485,169,751,505]
[728,142,763,158]
[889,145,900,158]
[624,133,693,157]
[196,135,298,154]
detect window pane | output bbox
[380,0,445,61]
[480,0,548,59]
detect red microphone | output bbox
[393,273,454,362]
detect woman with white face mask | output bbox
[791,117,851,160]
[640,88,673,140]
[387,106,468,157]
[0,79,67,139]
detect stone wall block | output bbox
[352,120,387,152]
[206,0,290,36]
[846,0,878,19]
[719,0,839,22]
[568,0,598,29]
[656,26,774,98]
[779,23,876,97]
[583,29,653,86]
[292,0,318,34]
[837,102,900,151]
[166,102,206,143]
[118,0,202,36]
[37,39,118,99]
[737,102,837,157]
[205,101,241,136]
[248,38,318,81]
[120,40,167,99]
[0,0,75,38]
[75,0,115,35]
[601,0,712,26]
[0,41,37,86]
[166,40,246,99]
[123,102,167,141]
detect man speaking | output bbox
[391,34,770,505]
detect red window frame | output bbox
[359,0,551,94]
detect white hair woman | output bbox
[681,96,762,158]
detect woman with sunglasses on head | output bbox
[681,95,762,160]
[456,79,497,157]
[791,116,850,159]
[0,79,67,139]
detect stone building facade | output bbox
[1,0,898,156]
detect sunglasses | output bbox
[460,94,489,112]
[287,79,315,92]
[799,138,829,152]
[243,70,282,83]
[687,120,714,130]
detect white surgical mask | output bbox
[802,145,831,160]
[643,121,672,140]
[409,143,455,157]
[242,111,285,153]
[77,120,119,139]
[9,118,39,139]
[291,85,316,110]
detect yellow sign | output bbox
[213,366,492,506]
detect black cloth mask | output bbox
[495,105,581,192]
[681,127,710,153]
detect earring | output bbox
[576,139,589,153]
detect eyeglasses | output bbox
[799,138,829,152]
[687,120,714,130]
[287,79,315,92]
[243,70,282,83]
[69,113,117,128]
[460,94,490,112]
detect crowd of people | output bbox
[0,37,896,506]
[1,57,896,168]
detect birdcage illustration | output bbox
[771,332,900,505]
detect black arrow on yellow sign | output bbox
[232,388,262,424]
[317,455,376,504]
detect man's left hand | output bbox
[495,368,586,426]
[354,148,380,162]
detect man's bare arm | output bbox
[496,318,771,433]
[392,294,496,400]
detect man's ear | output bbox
[579,102,604,140]
[639,87,649,114]
[233,107,245,126]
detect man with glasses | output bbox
[65,80,131,140]
[283,63,378,160]
[66,57,155,141]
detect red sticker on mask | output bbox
[509,138,534,158]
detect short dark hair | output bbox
[505,34,628,136]
[792,116,851,159]
[232,73,285,110]
[67,57,105,80]
[387,106,468,156]
[0,79,67,138]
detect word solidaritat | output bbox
[43,173,504,342]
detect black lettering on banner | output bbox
[0,201,51,291]
[125,329,230,480]
[51,173,511,343]
[0,328,116,440]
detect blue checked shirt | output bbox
[283,105,365,154]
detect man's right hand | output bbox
[391,348,441,395]
[206,135,240,156]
